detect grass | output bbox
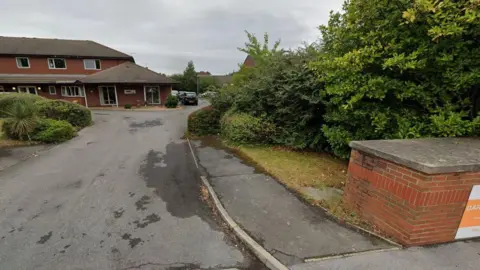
[233,144,371,227]
[0,119,38,148]
[236,145,348,190]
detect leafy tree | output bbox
[198,76,218,93]
[310,0,480,158]
[169,74,185,91]
[183,61,198,93]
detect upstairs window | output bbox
[61,86,84,97]
[16,57,30,68]
[48,58,66,69]
[84,59,101,70]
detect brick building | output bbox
[0,36,175,107]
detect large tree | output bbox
[183,61,198,93]
[311,0,480,158]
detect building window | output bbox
[16,57,30,68]
[18,86,37,95]
[84,59,101,70]
[48,86,56,95]
[48,58,67,69]
[61,86,84,97]
[99,86,117,105]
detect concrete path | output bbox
[191,139,393,268]
[292,239,480,270]
[0,101,263,269]
[0,145,50,171]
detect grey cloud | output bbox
[0,0,344,74]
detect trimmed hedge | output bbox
[36,100,92,127]
[165,94,178,108]
[31,119,76,143]
[188,106,221,136]
[220,112,276,144]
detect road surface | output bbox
[0,103,262,269]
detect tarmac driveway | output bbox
[0,103,261,270]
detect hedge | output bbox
[31,119,76,143]
[187,106,221,136]
[165,94,178,108]
[220,111,276,144]
[36,100,92,128]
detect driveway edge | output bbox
[187,138,289,270]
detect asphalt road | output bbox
[0,102,261,270]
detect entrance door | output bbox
[99,86,117,105]
[18,86,37,94]
[145,86,160,104]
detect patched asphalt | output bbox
[0,102,263,270]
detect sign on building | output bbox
[456,185,480,239]
[124,89,136,95]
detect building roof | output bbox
[198,74,233,86]
[0,74,85,84]
[0,36,133,60]
[243,55,256,67]
[81,62,176,84]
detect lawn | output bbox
[237,145,348,191]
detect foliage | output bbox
[198,76,218,93]
[2,101,38,140]
[0,93,43,117]
[213,42,326,149]
[238,31,281,64]
[220,111,276,144]
[36,100,92,128]
[183,61,198,93]
[310,0,480,158]
[124,104,132,109]
[187,106,221,136]
[31,119,76,143]
[164,94,178,108]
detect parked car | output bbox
[171,90,179,97]
[182,92,198,105]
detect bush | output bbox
[165,94,178,108]
[36,100,92,128]
[2,101,38,140]
[188,106,221,136]
[220,112,276,144]
[124,104,132,109]
[0,93,44,117]
[31,119,76,143]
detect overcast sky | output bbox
[0,0,344,75]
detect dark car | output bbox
[182,92,198,105]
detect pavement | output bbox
[191,139,394,268]
[191,138,480,270]
[0,100,264,270]
[0,145,50,171]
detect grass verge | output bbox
[232,144,372,228]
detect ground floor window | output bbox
[145,86,160,104]
[18,86,37,94]
[99,86,117,105]
[61,86,84,97]
[48,86,56,95]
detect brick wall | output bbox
[0,56,127,75]
[344,149,480,246]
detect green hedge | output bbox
[220,112,276,144]
[165,94,178,108]
[188,106,221,136]
[36,100,92,128]
[3,118,76,143]
[0,93,44,117]
[31,119,76,143]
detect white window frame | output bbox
[99,85,118,106]
[48,58,67,69]
[144,85,161,105]
[61,86,84,97]
[18,86,38,95]
[16,57,30,69]
[83,59,101,70]
[48,86,56,95]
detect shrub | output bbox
[2,100,38,140]
[188,106,221,136]
[220,112,276,144]
[165,94,178,108]
[31,119,76,143]
[0,93,44,117]
[124,104,132,109]
[36,100,92,128]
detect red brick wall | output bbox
[85,84,173,107]
[116,85,145,107]
[0,56,127,75]
[160,85,172,105]
[344,149,480,246]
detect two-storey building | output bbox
[0,36,175,107]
